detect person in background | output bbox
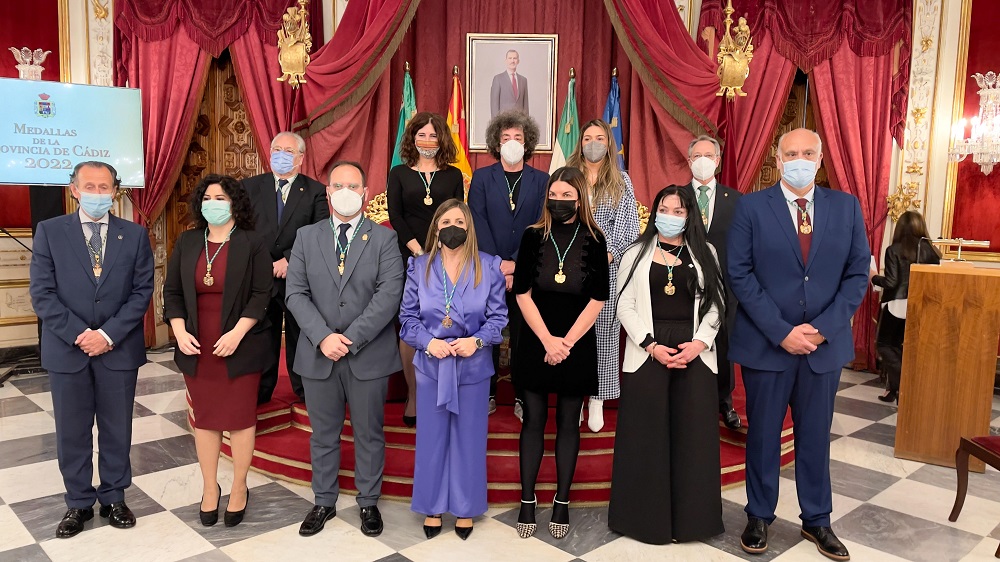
[388,112,466,427]
[468,110,548,420]
[399,199,508,541]
[686,135,743,430]
[490,50,529,117]
[163,174,273,528]
[29,161,154,538]
[512,167,609,540]
[609,185,725,544]
[243,131,329,404]
[567,118,640,432]
[871,210,940,403]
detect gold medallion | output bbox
[510,197,516,211]
[702,213,708,225]
[664,283,676,295]
[424,196,433,206]
[93,266,102,277]
[442,315,453,328]
[203,274,214,287]
[554,271,567,284]
[338,262,345,275]
[800,222,812,235]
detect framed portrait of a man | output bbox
[466,34,557,152]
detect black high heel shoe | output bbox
[199,484,221,527]
[224,487,249,527]
[877,390,898,403]
[423,514,443,539]
[403,399,417,428]
[455,518,473,540]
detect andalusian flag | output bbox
[603,74,625,170]
[390,68,417,170]
[550,76,579,173]
[447,70,473,192]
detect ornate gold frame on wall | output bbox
[939,0,1000,261]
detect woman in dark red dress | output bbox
[163,174,273,528]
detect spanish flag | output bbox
[447,69,473,194]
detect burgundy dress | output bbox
[184,241,261,431]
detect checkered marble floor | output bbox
[1,353,1000,562]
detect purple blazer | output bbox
[399,252,508,414]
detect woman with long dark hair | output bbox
[872,210,940,403]
[512,167,609,539]
[163,174,273,527]
[608,185,725,544]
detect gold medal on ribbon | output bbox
[665,283,676,295]
[203,273,214,286]
[800,222,812,235]
[94,266,102,277]
[554,270,567,284]
[442,315,453,328]
[424,196,433,206]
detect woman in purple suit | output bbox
[399,198,508,540]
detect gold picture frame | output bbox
[0,279,36,327]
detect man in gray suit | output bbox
[490,49,529,118]
[285,161,404,538]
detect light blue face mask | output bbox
[654,214,687,238]
[79,192,113,219]
[781,158,818,189]
[270,151,296,175]
[201,200,232,226]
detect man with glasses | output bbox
[243,131,329,403]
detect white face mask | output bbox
[690,156,717,182]
[329,188,363,216]
[500,140,525,164]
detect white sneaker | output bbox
[513,399,524,423]
[587,398,604,432]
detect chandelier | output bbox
[949,72,1000,175]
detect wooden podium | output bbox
[895,263,1000,472]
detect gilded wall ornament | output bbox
[715,0,754,101]
[277,0,313,89]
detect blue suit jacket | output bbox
[468,162,548,261]
[727,184,869,373]
[29,213,154,373]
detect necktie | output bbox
[338,223,350,255]
[511,74,518,99]
[276,179,289,222]
[697,185,710,226]
[795,198,811,264]
[87,222,103,270]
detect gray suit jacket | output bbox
[490,71,528,118]
[285,217,404,381]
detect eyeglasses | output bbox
[270,147,300,155]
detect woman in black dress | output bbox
[609,185,726,544]
[512,166,609,540]
[387,112,466,426]
[872,210,940,403]
[163,175,273,528]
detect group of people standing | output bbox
[32,114,873,561]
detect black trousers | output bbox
[491,290,522,400]
[259,289,302,402]
[716,299,737,413]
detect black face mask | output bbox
[546,199,578,223]
[438,225,468,249]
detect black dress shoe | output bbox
[403,415,417,428]
[423,514,442,539]
[360,505,384,537]
[56,508,94,538]
[877,390,898,403]
[801,526,850,561]
[455,520,473,540]
[741,517,769,554]
[299,505,336,536]
[99,501,136,529]
[224,487,249,527]
[200,484,221,527]
[722,408,742,430]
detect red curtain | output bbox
[230,37,303,157]
[121,29,211,226]
[811,44,895,370]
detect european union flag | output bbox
[602,74,625,170]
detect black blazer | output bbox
[699,181,742,288]
[242,172,329,263]
[873,240,940,302]
[163,228,274,378]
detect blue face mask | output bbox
[270,151,296,175]
[781,158,817,189]
[79,192,114,219]
[201,200,232,226]
[654,214,687,238]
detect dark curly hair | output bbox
[485,110,540,160]
[398,112,458,169]
[189,174,256,231]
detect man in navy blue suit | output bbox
[468,110,548,420]
[29,161,154,538]
[728,129,868,561]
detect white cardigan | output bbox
[616,242,721,374]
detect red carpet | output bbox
[193,355,795,506]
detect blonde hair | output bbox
[567,119,625,206]
[423,199,483,286]
[531,167,602,240]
